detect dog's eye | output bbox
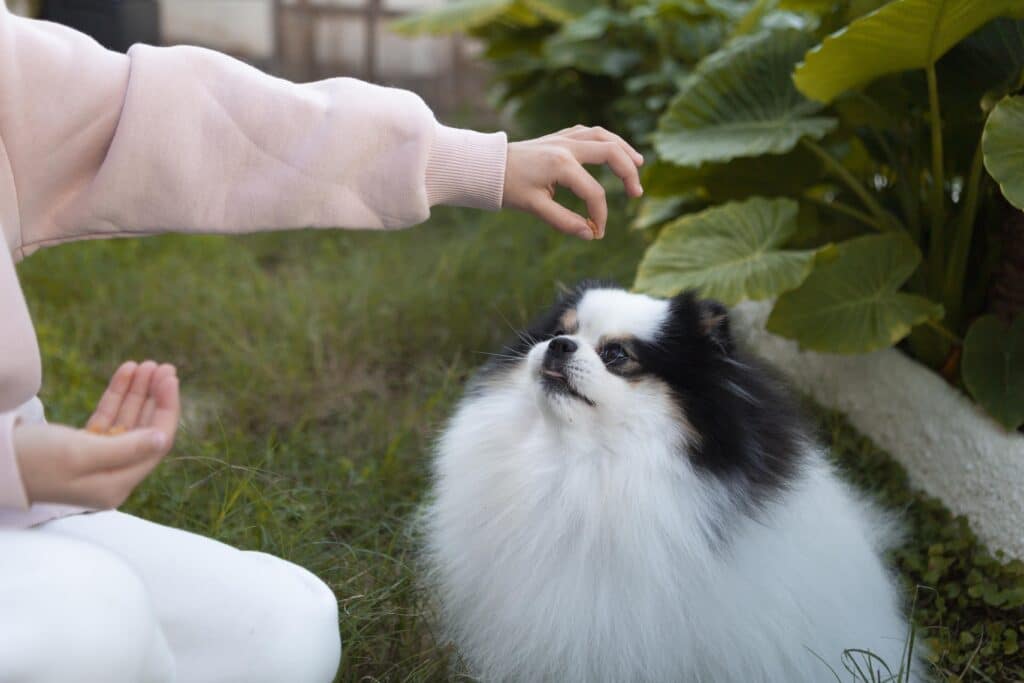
[599,343,629,366]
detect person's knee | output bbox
[242,552,341,683]
[0,534,174,683]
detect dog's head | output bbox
[480,281,807,510]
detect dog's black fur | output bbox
[488,281,810,514]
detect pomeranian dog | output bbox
[423,282,921,683]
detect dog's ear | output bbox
[695,297,733,353]
[673,291,733,354]
[697,298,733,354]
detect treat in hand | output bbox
[86,424,127,436]
[13,360,180,509]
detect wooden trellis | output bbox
[272,0,483,114]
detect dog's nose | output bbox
[548,336,578,356]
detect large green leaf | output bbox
[962,314,1024,431]
[543,8,647,77]
[794,0,1024,103]
[641,160,707,196]
[983,95,1024,211]
[390,0,586,35]
[641,145,825,200]
[767,233,944,353]
[640,3,728,64]
[390,0,513,35]
[654,29,837,166]
[630,194,705,231]
[633,197,822,304]
[956,18,1024,105]
[731,0,820,37]
[523,0,593,22]
[778,0,836,11]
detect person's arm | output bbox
[0,7,507,257]
[0,8,642,257]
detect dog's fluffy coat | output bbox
[424,284,919,682]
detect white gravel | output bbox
[731,301,1024,560]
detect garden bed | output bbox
[817,404,1024,682]
[732,301,1024,562]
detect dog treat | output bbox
[586,218,598,238]
[86,424,128,436]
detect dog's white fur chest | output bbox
[424,287,919,682]
[425,385,917,683]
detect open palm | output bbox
[14,361,180,509]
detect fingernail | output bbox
[149,432,167,450]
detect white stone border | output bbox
[731,301,1024,560]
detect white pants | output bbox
[0,511,341,683]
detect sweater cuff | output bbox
[425,124,507,211]
[0,411,30,510]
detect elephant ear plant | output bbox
[397,0,1024,430]
[392,0,737,139]
[637,0,1024,430]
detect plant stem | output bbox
[903,126,928,295]
[942,135,985,329]
[926,319,962,345]
[925,64,946,296]
[863,119,921,243]
[802,193,883,232]
[801,138,902,232]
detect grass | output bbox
[19,200,1023,682]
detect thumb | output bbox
[529,196,595,240]
[83,429,168,471]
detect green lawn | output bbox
[19,202,1023,682]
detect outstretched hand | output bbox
[14,361,180,509]
[503,125,645,241]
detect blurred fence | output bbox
[163,0,490,116]
[10,0,491,117]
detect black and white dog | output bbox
[423,282,919,682]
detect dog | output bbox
[423,282,921,682]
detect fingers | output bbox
[87,360,177,440]
[556,161,608,238]
[568,140,643,198]
[86,361,138,433]
[140,364,176,427]
[112,360,158,430]
[561,125,644,166]
[528,195,594,240]
[147,372,180,448]
[505,125,644,240]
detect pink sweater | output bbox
[0,3,508,528]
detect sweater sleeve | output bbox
[0,411,29,510]
[0,8,507,257]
